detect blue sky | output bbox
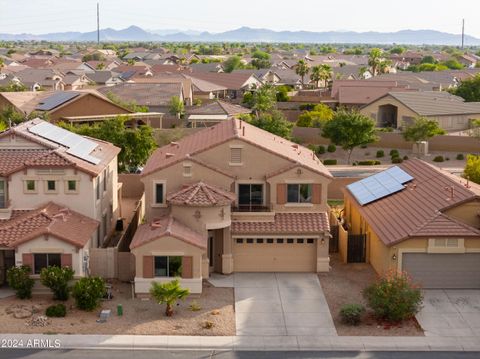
[1,0,479,38]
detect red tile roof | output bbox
[130,216,207,250]
[231,212,330,235]
[0,202,99,248]
[142,118,332,179]
[345,159,480,246]
[167,181,235,207]
[0,149,76,176]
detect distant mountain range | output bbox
[1,25,479,45]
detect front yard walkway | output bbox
[209,272,336,336]
[417,290,480,337]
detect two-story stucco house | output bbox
[130,119,333,294]
[0,119,120,285]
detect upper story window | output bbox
[66,180,77,193]
[103,169,107,192]
[154,182,165,205]
[230,147,242,165]
[45,180,57,193]
[238,184,263,210]
[287,184,312,203]
[25,180,36,193]
[0,180,6,208]
[96,176,100,200]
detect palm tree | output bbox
[310,65,322,88]
[295,59,310,88]
[319,64,332,89]
[358,66,368,79]
[368,48,383,76]
[150,279,190,317]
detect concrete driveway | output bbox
[416,290,480,337]
[233,273,336,336]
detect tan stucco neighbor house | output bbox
[360,91,480,131]
[0,119,120,285]
[131,118,333,294]
[343,159,480,289]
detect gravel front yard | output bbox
[0,280,235,336]
[319,255,423,336]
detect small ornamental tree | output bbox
[168,96,185,119]
[7,266,35,299]
[72,277,106,311]
[452,75,480,102]
[402,117,445,154]
[40,266,75,301]
[150,279,190,317]
[322,110,378,164]
[363,270,423,323]
[464,154,480,185]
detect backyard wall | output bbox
[119,174,144,199]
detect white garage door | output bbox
[233,237,317,272]
[402,253,480,289]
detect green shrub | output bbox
[456,154,465,160]
[40,266,75,301]
[357,160,381,166]
[323,159,337,165]
[360,144,368,149]
[363,271,423,322]
[392,157,403,164]
[340,304,365,325]
[45,304,66,317]
[403,155,409,160]
[72,277,106,311]
[317,145,326,154]
[389,149,399,157]
[433,155,444,162]
[327,144,336,153]
[376,150,384,158]
[7,266,35,299]
[445,157,450,161]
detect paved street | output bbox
[416,290,480,337]
[233,273,336,336]
[1,350,480,359]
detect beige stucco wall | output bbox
[444,199,480,229]
[16,235,90,277]
[131,234,205,294]
[170,205,231,237]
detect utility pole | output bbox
[97,2,100,45]
[461,19,465,49]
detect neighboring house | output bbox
[343,160,480,289]
[360,91,480,130]
[131,119,333,294]
[186,72,263,100]
[0,90,131,122]
[86,70,124,87]
[14,68,65,91]
[458,54,478,69]
[182,75,227,100]
[332,65,372,80]
[63,74,90,91]
[189,63,224,73]
[98,82,187,113]
[187,100,251,127]
[0,119,121,285]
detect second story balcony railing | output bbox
[231,204,272,212]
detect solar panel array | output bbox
[36,92,80,111]
[28,122,101,165]
[347,166,414,206]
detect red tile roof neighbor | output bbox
[142,118,332,179]
[130,216,207,250]
[0,202,99,248]
[345,159,480,246]
[167,182,235,207]
[232,212,330,235]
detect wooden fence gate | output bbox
[347,234,366,263]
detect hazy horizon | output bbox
[0,0,479,38]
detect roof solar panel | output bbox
[28,121,101,165]
[346,166,413,206]
[36,92,80,111]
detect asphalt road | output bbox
[0,350,479,359]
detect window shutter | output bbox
[230,148,242,163]
[22,253,33,274]
[143,256,154,278]
[312,184,322,204]
[181,256,193,279]
[276,183,286,204]
[61,254,72,268]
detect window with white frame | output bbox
[287,184,312,203]
[183,164,192,177]
[45,180,57,193]
[154,182,165,205]
[0,180,5,208]
[25,180,36,193]
[434,238,459,248]
[34,253,61,274]
[66,180,77,193]
[154,256,182,277]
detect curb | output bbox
[1,334,480,351]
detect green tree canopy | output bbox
[389,46,405,55]
[322,110,378,163]
[464,154,480,185]
[452,75,480,102]
[403,117,446,144]
[168,96,185,119]
[295,59,310,87]
[223,55,243,73]
[247,110,293,139]
[296,104,334,128]
[421,55,436,64]
[60,117,156,172]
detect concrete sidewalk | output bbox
[1,334,480,352]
